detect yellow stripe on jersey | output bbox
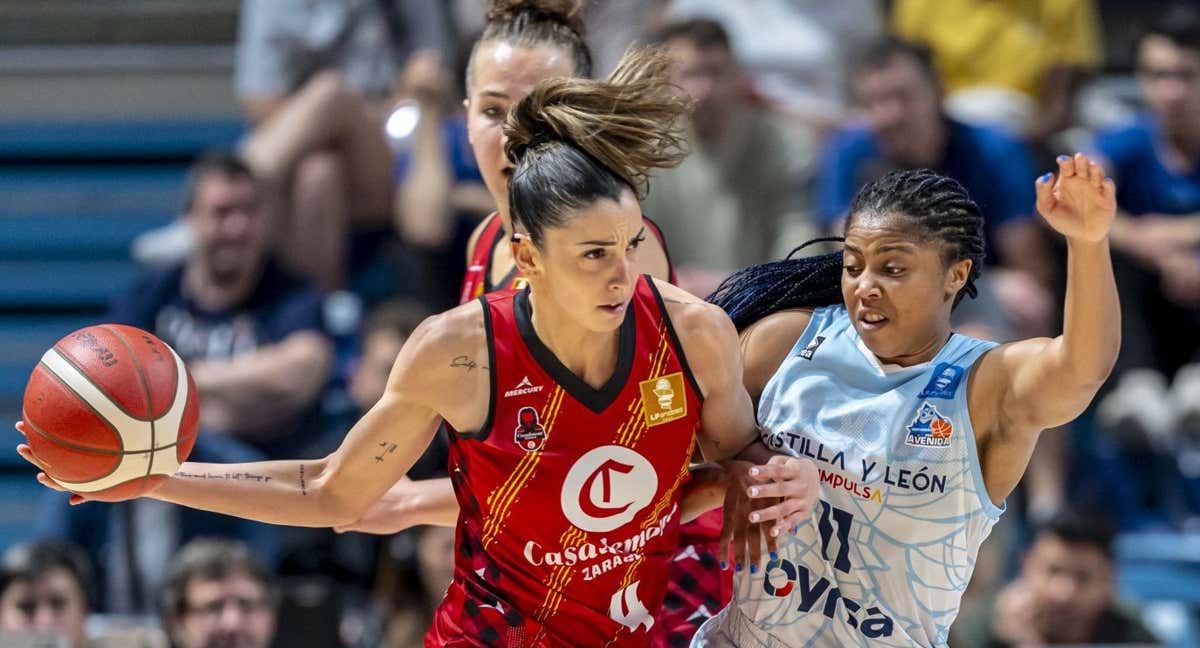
[482,387,565,547]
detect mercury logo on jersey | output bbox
[638,372,687,426]
[905,401,954,448]
[504,376,544,398]
[561,445,657,532]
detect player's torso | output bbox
[438,277,703,647]
[709,306,1003,648]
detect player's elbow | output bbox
[309,456,371,528]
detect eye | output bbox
[481,105,505,119]
[884,265,905,276]
[584,248,606,260]
[843,264,862,276]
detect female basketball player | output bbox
[342,3,732,644]
[20,48,815,647]
[691,155,1120,646]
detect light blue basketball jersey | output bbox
[694,305,1004,648]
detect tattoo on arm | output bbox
[176,471,273,483]
[374,441,399,464]
[299,464,308,496]
[451,355,488,371]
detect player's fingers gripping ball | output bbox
[21,325,198,501]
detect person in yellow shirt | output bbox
[893,0,1102,144]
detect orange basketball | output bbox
[930,418,952,439]
[21,325,198,501]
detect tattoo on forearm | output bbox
[177,471,273,483]
[299,464,308,496]
[375,441,399,463]
[450,355,488,371]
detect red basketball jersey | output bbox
[459,213,677,304]
[429,276,702,647]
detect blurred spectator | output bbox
[641,18,817,296]
[0,541,91,648]
[1093,3,1200,380]
[161,539,277,648]
[893,0,1103,146]
[235,1,456,289]
[665,0,884,129]
[113,153,333,458]
[378,526,455,648]
[953,512,1159,646]
[818,38,1055,342]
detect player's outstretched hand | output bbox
[333,476,421,534]
[719,455,818,574]
[1035,152,1116,244]
[14,420,91,505]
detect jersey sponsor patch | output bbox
[560,445,657,532]
[504,376,544,398]
[905,401,954,447]
[639,372,687,426]
[514,406,547,452]
[918,363,965,399]
[798,336,826,360]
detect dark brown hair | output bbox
[502,46,689,244]
[467,0,592,88]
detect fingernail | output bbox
[770,551,779,561]
[720,560,728,570]
[749,564,758,574]
[749,467,759,477]
[1039,172,1052,183]
[1105,177,1113,183]
[1057,155,1069,162]
[792,525,800,534]
[749,512,759,523]
[735,563,743,573]
[749,486,759,497]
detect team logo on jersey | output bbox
[561,445,657,532]
[905,401,954,447]
[514,406,547,452]
[639,372,687,426]
[918,363,965,399]
[504,376,544,398]
[609,580,654,632]
[798,336,827,360]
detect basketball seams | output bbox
[50,346,155,423]
[37,355,127,455]
[103,325,159,492]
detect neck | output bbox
[527,291,621,390]
[184,258,261,311]
[1164,123,1200,166]
[876,326,952,368]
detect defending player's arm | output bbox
[23,304,489,530]
[969,153,1120,504]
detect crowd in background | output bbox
[5,0,1200,646]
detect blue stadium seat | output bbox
[0,120,243,160]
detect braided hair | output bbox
[710,169,986,331]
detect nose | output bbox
[216,601,247,630]
[853,269,882,302]
[1045,574,1080,604]
[608,251,635,293]
[32,606,60,631]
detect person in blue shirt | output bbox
[1092,4,1200,378]
[818,38,1053,346]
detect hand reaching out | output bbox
[718,454,819,574]
[1035,153,1116,244]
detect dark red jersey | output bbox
[459,213,676,305]
[429,276,702,647]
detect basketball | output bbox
[20,324,198,501]
[931,417,952,439]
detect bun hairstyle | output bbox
[502,47,690,245]
[468,0,593,87]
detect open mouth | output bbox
[858,310,889,331]
[599,302,628,316]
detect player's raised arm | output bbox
[970,153,1120,502]
[20,303,490,529]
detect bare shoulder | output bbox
[968,336,1053,438]
[392,301,488,391]
[740,309,814,401]
[653,279,732,339]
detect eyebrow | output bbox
[843,242,916,254]
[479,90,510,100]
[575,226,646,247]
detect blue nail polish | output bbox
[770,551,779,561]
[749,564,758,574]
[734,563,743,573]
[792,525,800,534]
[1057,155,1069,162]
[720,561,728,570]
[1039,172,1052,183]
